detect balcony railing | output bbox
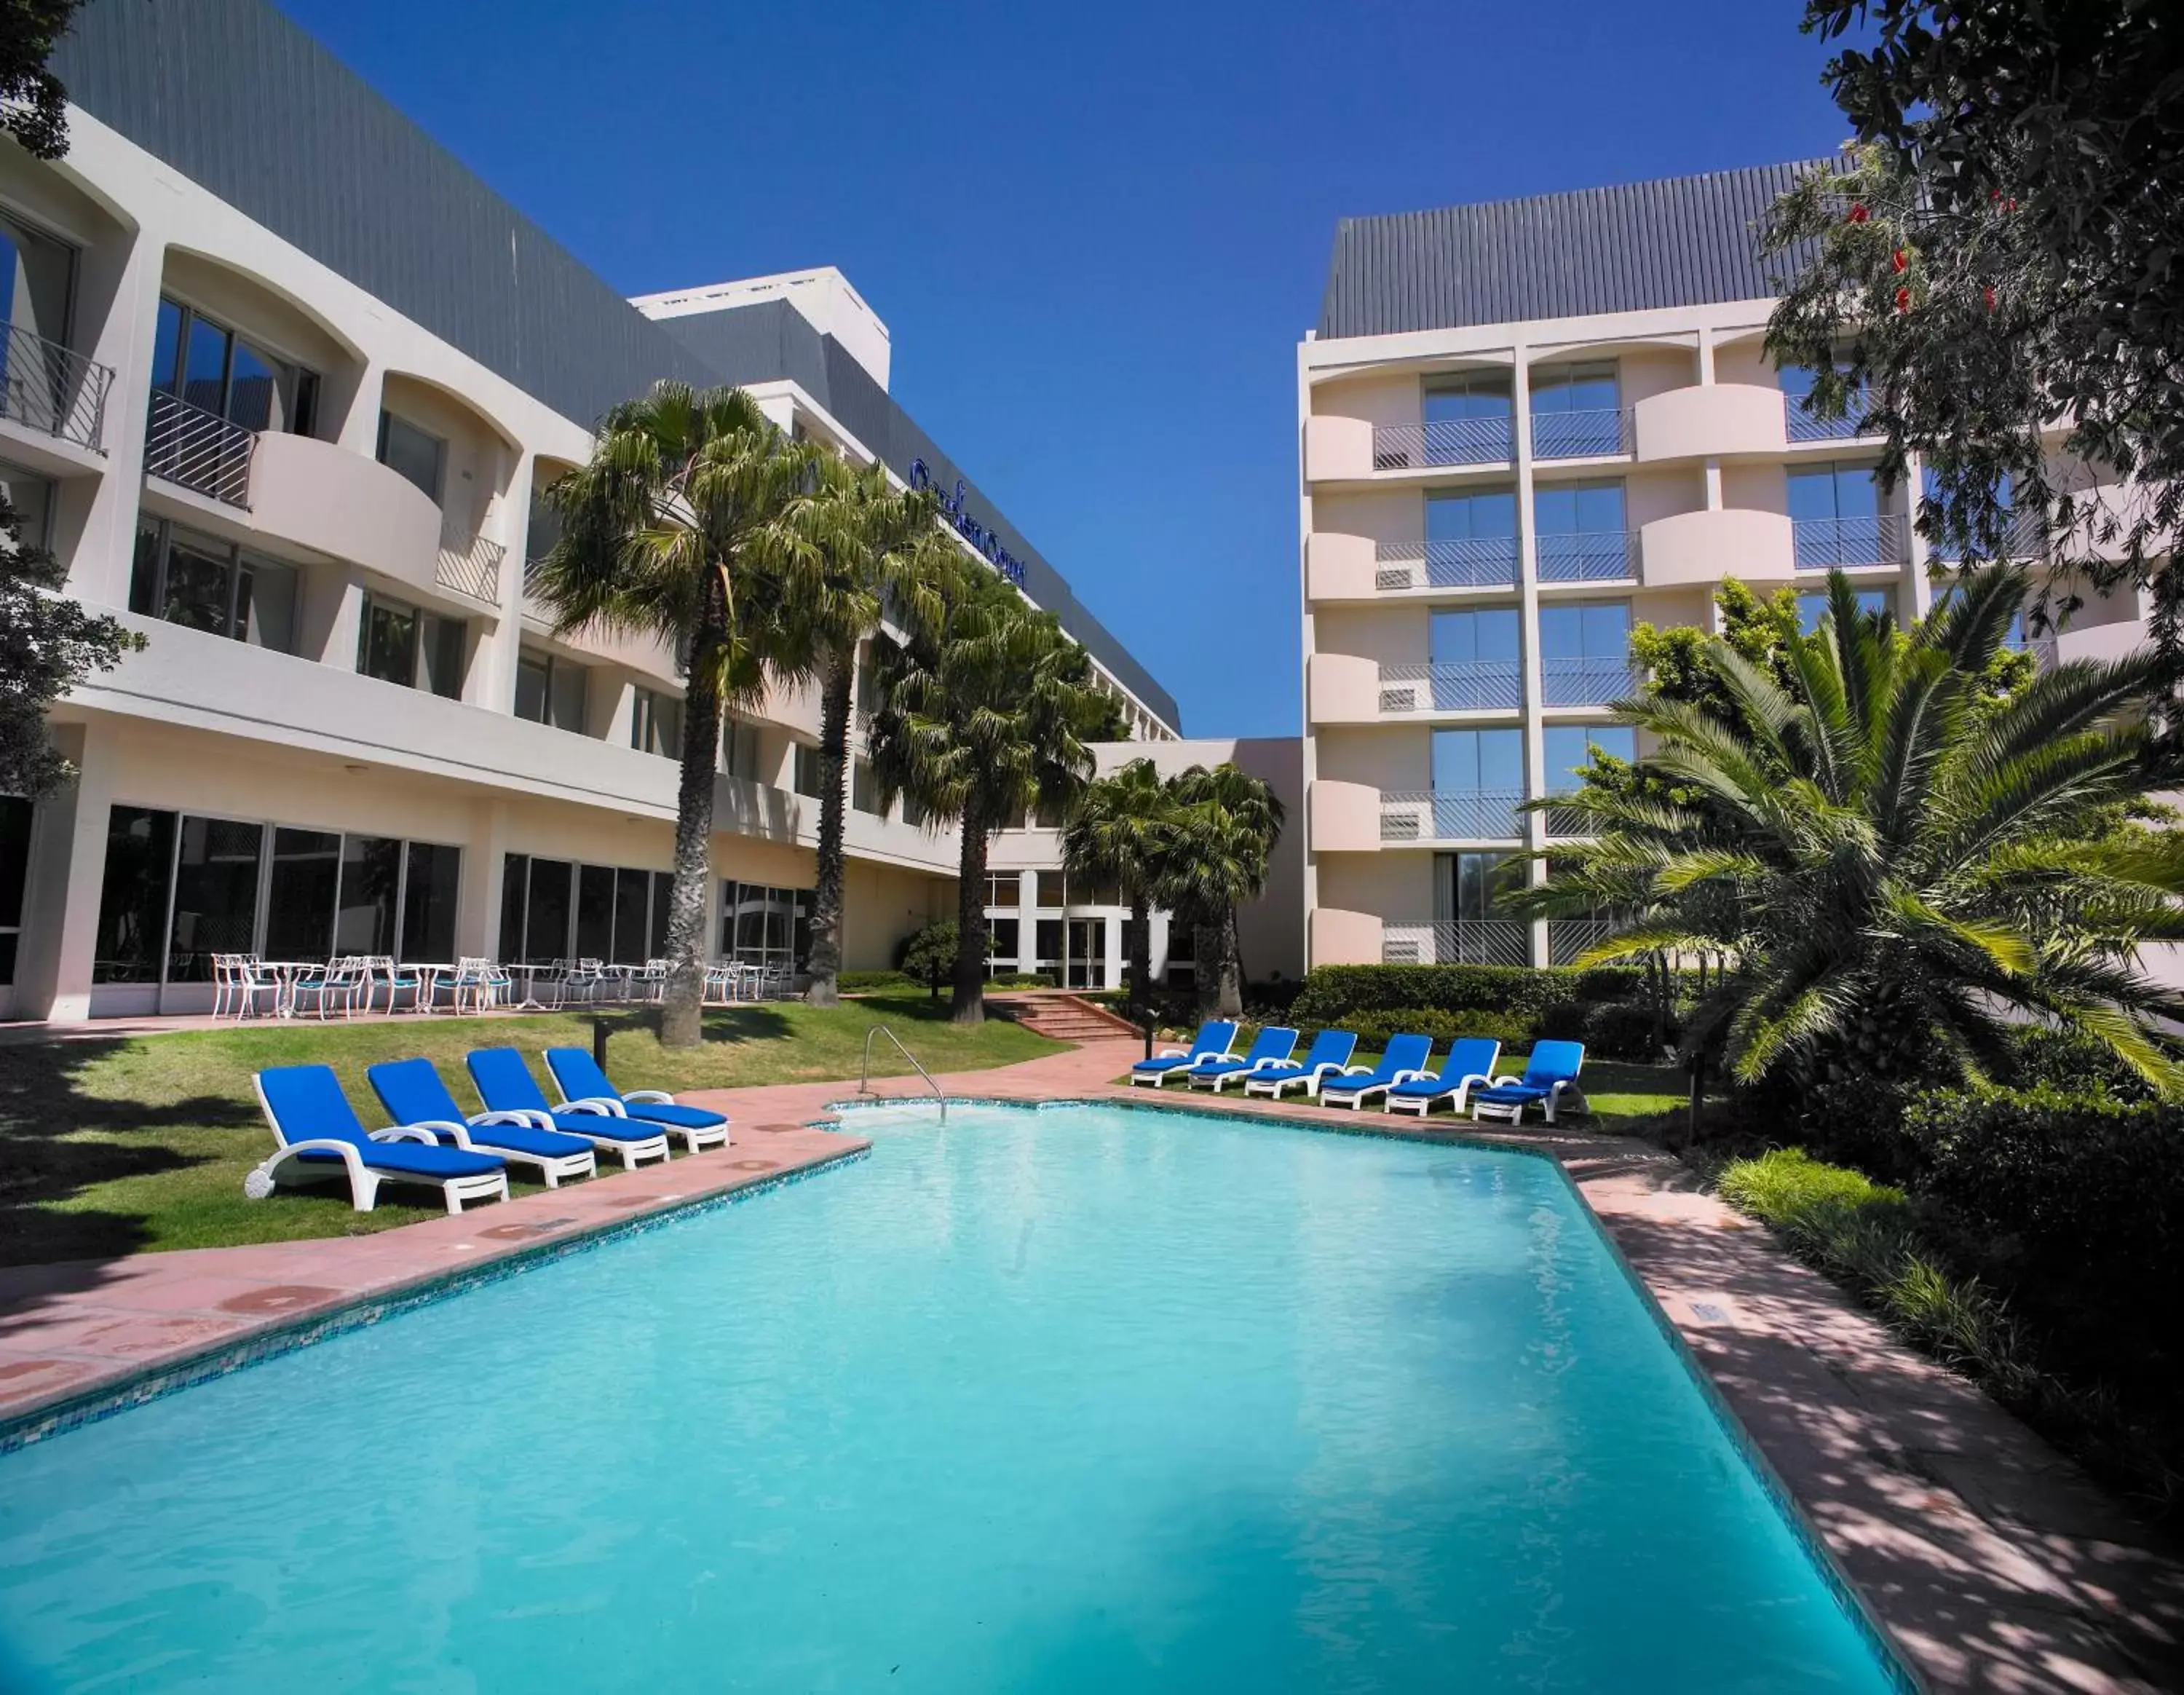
[143,390,254,507]
[1372,416,1514,470]
[0,319,113,452]
[1379,789,1526,842]
[1537,531,1637,583]
[1793,513,1910,570]
[1784,386,1873,444]
[1377,660,1523,714]
[1543,801,1596,840]
[1531,407,1632,459]
[1541,657,1642,706]
[1926,510,2049,564]
[436,523,506,604]
[1547,917,1619,968]
[1382,919,1530,967]
[1374,536,1520,591]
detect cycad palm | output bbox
[869,564,1113,1024]
[1157,764,1286,1019]
[535,382,815,1046]
[774,455,951,1007]
[1062,756,1174,1045]
[1520,568,2184,1091]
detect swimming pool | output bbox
[0,1101,1903,1691]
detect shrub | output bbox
[1717,1146,1907,1222]
[1536,997,1674,1062]
[839,970,917,992]
[1998,1025,2158,1102]
[1288,963,1645,1025]
[895,921,958,999]
[1340,1007,1533,1051]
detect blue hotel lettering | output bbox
[909,458,1027,585]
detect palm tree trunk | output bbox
[660,620,724,1049]
[1192,920,1219,1016]
[804,646,854,1008]
[1128,892,1152,1059]
[1215,906,1244,1019]
[951,808,989,1026]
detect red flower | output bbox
[2006,197,2018,213]
[1892,248,1908,272]
[1984,285,1997,312]
[1895,286,1912,314]
[1848,202,1871,223]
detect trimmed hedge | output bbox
[1290,963,1645,1023]
[1337,1007,1533,1051]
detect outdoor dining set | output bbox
[207,953,801,1021]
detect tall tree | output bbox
[1,490,138,795]
[536,383,815,1047]
[1157,763,1285,1020]
[868,564,1117,1025]
[1514,569,2184,1094]
[772,455,949,1008]
[1,1,84,161]
[1061,756,1173,1054]
[1766,2,2184,657]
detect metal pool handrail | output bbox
[858,1024,946,1123]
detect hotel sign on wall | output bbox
[910,459,1028,585]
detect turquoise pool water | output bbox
[0,1102,1902,1692]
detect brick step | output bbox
[989,993,1142,1042]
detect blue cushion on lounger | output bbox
[619,1101,728,1130]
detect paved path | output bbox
[3,1032,2178,1691]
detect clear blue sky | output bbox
[275,0,1851,738]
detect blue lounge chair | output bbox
[543,1048,731,1153]
[1319,1035,1436,1110]
[1187,1027,1299,1092]
[367,1057,598,1188]
[247,1064,510,1214]
[465,1048,673,1168]
[1384,1038,1503,1118]
[1241,1030,1359,1100]
[1471,1040,1588,1125]
[1128,1021,1238,1088]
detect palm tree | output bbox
[1061,756,1174,1052]
[868,563,1117,1024]
[1514,568,2184,1092]
[1157,763,1286,1019]
[534,382,815,1047]
[772,455,949,1008]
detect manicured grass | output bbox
[0,996,1059,1265]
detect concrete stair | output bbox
[989,992,1142,1043]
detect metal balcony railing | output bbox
[1379,789,1527,842]
[1541,657,1642,706]
[1530,407,1632,459]
[1547,917,1619,968]
[1382,919,1530,967]
[437,523,505,604]
[1372,415,1516,470]
[143,390,254,507]
[1793,513,1910,569]
[0,319,113,451]
[1926,510,2049,564]
[1536,531,1638,583]
[1784,386,1874,443]
[1377,660,1524,714]
[1543,802,1597,841]
[1374,536,1520,590]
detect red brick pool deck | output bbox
[2,1033,2179,1692]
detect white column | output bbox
[458,798,509,957]
[64,229,165,610]
[23,721,118,1020]
[1512,348,1550,969]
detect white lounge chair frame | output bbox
[548,1079,729,1154]
[493,1099,673,1168]
[399,1114,598,1188]
[1471,1075,1581,1125]
[1384,1069,1497,1118]
[1188,1040,1300,1093]
[245,1078,511,1214]
[1320,1061,1436,1111]
[1241,1052,1356,1100]
[1129,1030,1238,1088]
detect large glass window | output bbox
[1539,602,1632,705]
[1789,462,1891,566]
[515,649,587,732]
[1798,588,1894,635]
[400,842,460,962]
[335,834,403,956]
[0,209,74,347]
[1422,487,1519,587]
[633,689,685,759]
[719,716,759,776]
[128,521,298,652]
[1533,480,1631,582]
[376,410,445,503]
[357,593,463,698]
[852,758,885,816]
[575,864,616,959]
[1433,851,1524,921]
[92,805,175,984]
[167,816,264,982]
[717,882,813,971]
[1544,724,1637,793]
[1428,606,1522,710]
[1530,362,1622,457]
[151,297,316,434]
[1780,358,1868,441]
[262,827,339,960]
[1429,727,1524,839]
[0,794,31,984]
[523,858,574,962]
[612,869,652,965]
[1418,372,1513,465]
[0,461,55,551]
[524,481,563,566]
[792,743,823,799]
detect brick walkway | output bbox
[3,1032,2178,1691]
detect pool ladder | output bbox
[858,1024,946,1123]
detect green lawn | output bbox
[0,996,1059,1265]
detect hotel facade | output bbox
[1299,165,2159,973]
[0,0,1180,1022]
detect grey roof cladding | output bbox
[1318,161,1827,339]
[52,0,1179,730]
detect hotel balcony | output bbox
[143,392,504,615]
[1631,383,1787,463]
[1637,508,1796,588]
[1537,531,1637,585]
[1370,535,1521,593]
[1793,513,1911,571]
[1530,406,1632,461]
[1382,918,1529,967]
[1375,659,1524,716]
[1540,657,1642,708]
[1369,415,1515,472]
[1379,789,1526,844]
[1784,384,1878,445]
[0,319,114,463]
[1546,918,1618,968]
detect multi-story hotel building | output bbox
[1299,165,2159,973]
[0,0,1179,1022]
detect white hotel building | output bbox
[1298,166,2160,973]
[0,0,1184,1022]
